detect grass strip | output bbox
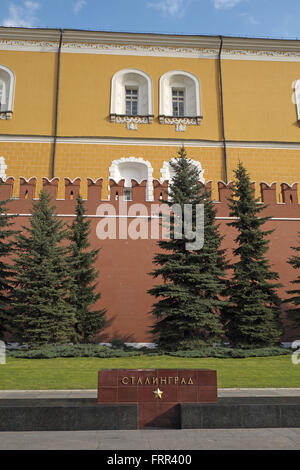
[0,354,299,390]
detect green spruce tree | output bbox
[0,196,18,340]
[222,162,283,348]
[68,195,106,343]
[148,147,227,350]
[284,235,300,328]
[11,190,76,346]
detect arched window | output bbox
[0,65,15,120]
[110,69,153,130]
[109,157,154,201]
[159,71,202,131]
[295,79,300,122]
[160,159,205,187]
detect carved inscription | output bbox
[121,376,194,385]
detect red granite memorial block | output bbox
[97,369,217,428]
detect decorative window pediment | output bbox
[159,71,202,131]
[110,69,153,130]
[0,65,15,120]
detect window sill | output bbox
[159,115,203,131]
[110,114,154,130]
[0,111,13,120]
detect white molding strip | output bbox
[0,135,221,147]
[0,40,58,53]
[222,50,300,63]
[226,141,300,150]
[2,135,300,150]
[0,135,54,143]
[1,38,300,62]
[62,43,218,59]
[0,39,216,57]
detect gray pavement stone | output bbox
[0,430,100,450]
[0,428,300,450]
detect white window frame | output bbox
[159,70,202,131]
[295,79,300,122]
[110,69,153,129]
[0,65,15,119]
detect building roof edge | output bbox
[0,27,299,53]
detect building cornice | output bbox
[0,27,61,42]
[0,27,300,50]
[0,27,219,48]
[221,36,300,54]
[0,27,300,60]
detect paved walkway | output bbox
[1,389,300,450]
[0,428,300,450]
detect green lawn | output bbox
[0,354,299,389]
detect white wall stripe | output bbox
[1,135,300,150]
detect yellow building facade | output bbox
[1,27,300,201]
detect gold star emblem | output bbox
[153,388,163,399]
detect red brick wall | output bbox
[2,177,300,343]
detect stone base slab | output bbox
[0,399,137,432]
[1,397,300,431]
[181,397,300,429]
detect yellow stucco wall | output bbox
[2,48,300,142]
[57,53,222,140]
[227,146,300,200]
[227,147,300,184]
[0,50,57,135]
[1,140,300,202]
[222,59,300,142]
[0,141,224,199]
[0,141,52,196]
[1,42,300,203]
[53,143,225,199]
